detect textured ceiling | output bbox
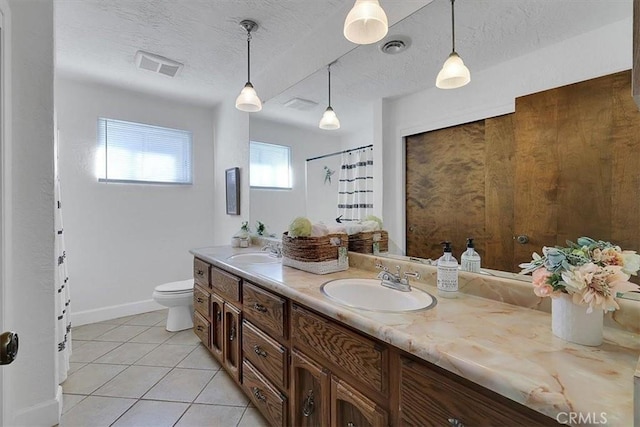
[55,0,632,135]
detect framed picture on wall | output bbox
[225,167,240,215]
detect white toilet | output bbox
[152,279,194,332]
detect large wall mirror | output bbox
[249,0,634,280]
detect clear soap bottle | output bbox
[460,237,481,273]
[437,241,459,298]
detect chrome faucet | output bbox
[261,242,282,258]
[375,264,420,292]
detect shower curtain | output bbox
[55,131,71,384]
[337,147,374,222]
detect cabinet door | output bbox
[290,350,330,427]
[224,303,241,382]
[210,293,224,363]
[331,377,387,427]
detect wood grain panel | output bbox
[399,357,555,427]
[242,320,287,391]
[513,88,560,267]
[243,360,287,427]
[193,311,210,348]
[193,284,210,319]
[291,304,387,395]
[223,303,241,382]
[555,75,613,245]
[484,114,516,271]
[331,377,388,427]
[193,258,210,288]
[243,282,287,340]
[290,350,330,427]
[406,120,486,260]
[210,293,224,362]
[211,267,241,302]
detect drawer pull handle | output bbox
[216,311,222,322]
[302,390,315,417]
[229,325,236,341]
[196,325,204,332]
[252,387,266,402]
[196,269,204,276]
[196,297,204,303]
[448,419,465,427]
[347,423,355,427]
[253,303,268,313]
[253,345,268,358]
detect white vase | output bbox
[551,293,603,346]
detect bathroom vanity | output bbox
[190,246,640,426]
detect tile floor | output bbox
[61,309,269,427]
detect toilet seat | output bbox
[154,279,193,294]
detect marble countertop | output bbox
[191,246,640,426]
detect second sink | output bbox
[226,252,281,264]
[320,278,436,312]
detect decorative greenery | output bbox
[519,237,640,312]
[256,221,266,236]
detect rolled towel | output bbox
[360,220,380,232]
[327,225,347,234]
[344,224,365,235]
[310,222,329,237]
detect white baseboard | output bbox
[71,299,164,326]
[11,391,61,427]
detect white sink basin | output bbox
[226,252,281,264]
[320,278,436,312]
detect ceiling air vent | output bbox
[283,97,319,111]
[135,50,183,78]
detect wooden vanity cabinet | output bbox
[290,350,330,427]
[331,377,388,427]
[399,356,556,427]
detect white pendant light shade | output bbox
[343,0,388,45]
[235,82,262,112]
[435,52,470,89]
[319,107,340,130]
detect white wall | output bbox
[249,118,344,235]
[211,102,251,245]
[4,0,59,425]
[56,78,216,325]
[381,17,632,254]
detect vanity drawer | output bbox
[193,284,210,318]
[211,267,241,303]
[291,304,388,396]
[193,258,210,288]
[242,359,287,427]
[242,320,287,390]
[193,311,210,347]
[243,282,286,340]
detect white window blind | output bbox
[97,118,193,184]
[250,141,292,189]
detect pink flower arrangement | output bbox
[520,237,640,312]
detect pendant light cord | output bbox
[450,0,456,53]
[327,64,332,108]
[247,30,252,83]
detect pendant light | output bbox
[343,0,388,45]
[235,20,262,112]
[435,0,470,89]
[319,63,340,130]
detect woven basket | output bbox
[348,230,389,254]
[282,232,349,274]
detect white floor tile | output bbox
[176,344,220,370]
[237,407,270,427]
[125,310,168,326]
[174,403,245,427]
[111,399,189,427]
[128,326,175,344]
[93,365,171,398]
[194,370,249,406]
[70,341,121,363]
[94,342,159,365]
[134,343,196,367]
[94,325,150,342]
[61,394,86,414]
[60,395,135,427]
[164,329,200,345]
[72,323,118,340]
[143,368,214,403]
[62,363,127,395]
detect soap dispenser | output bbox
[437,241,459,298]
[461,238,481,273]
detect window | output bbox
[250,141,291,189]
[97,118,192,184]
